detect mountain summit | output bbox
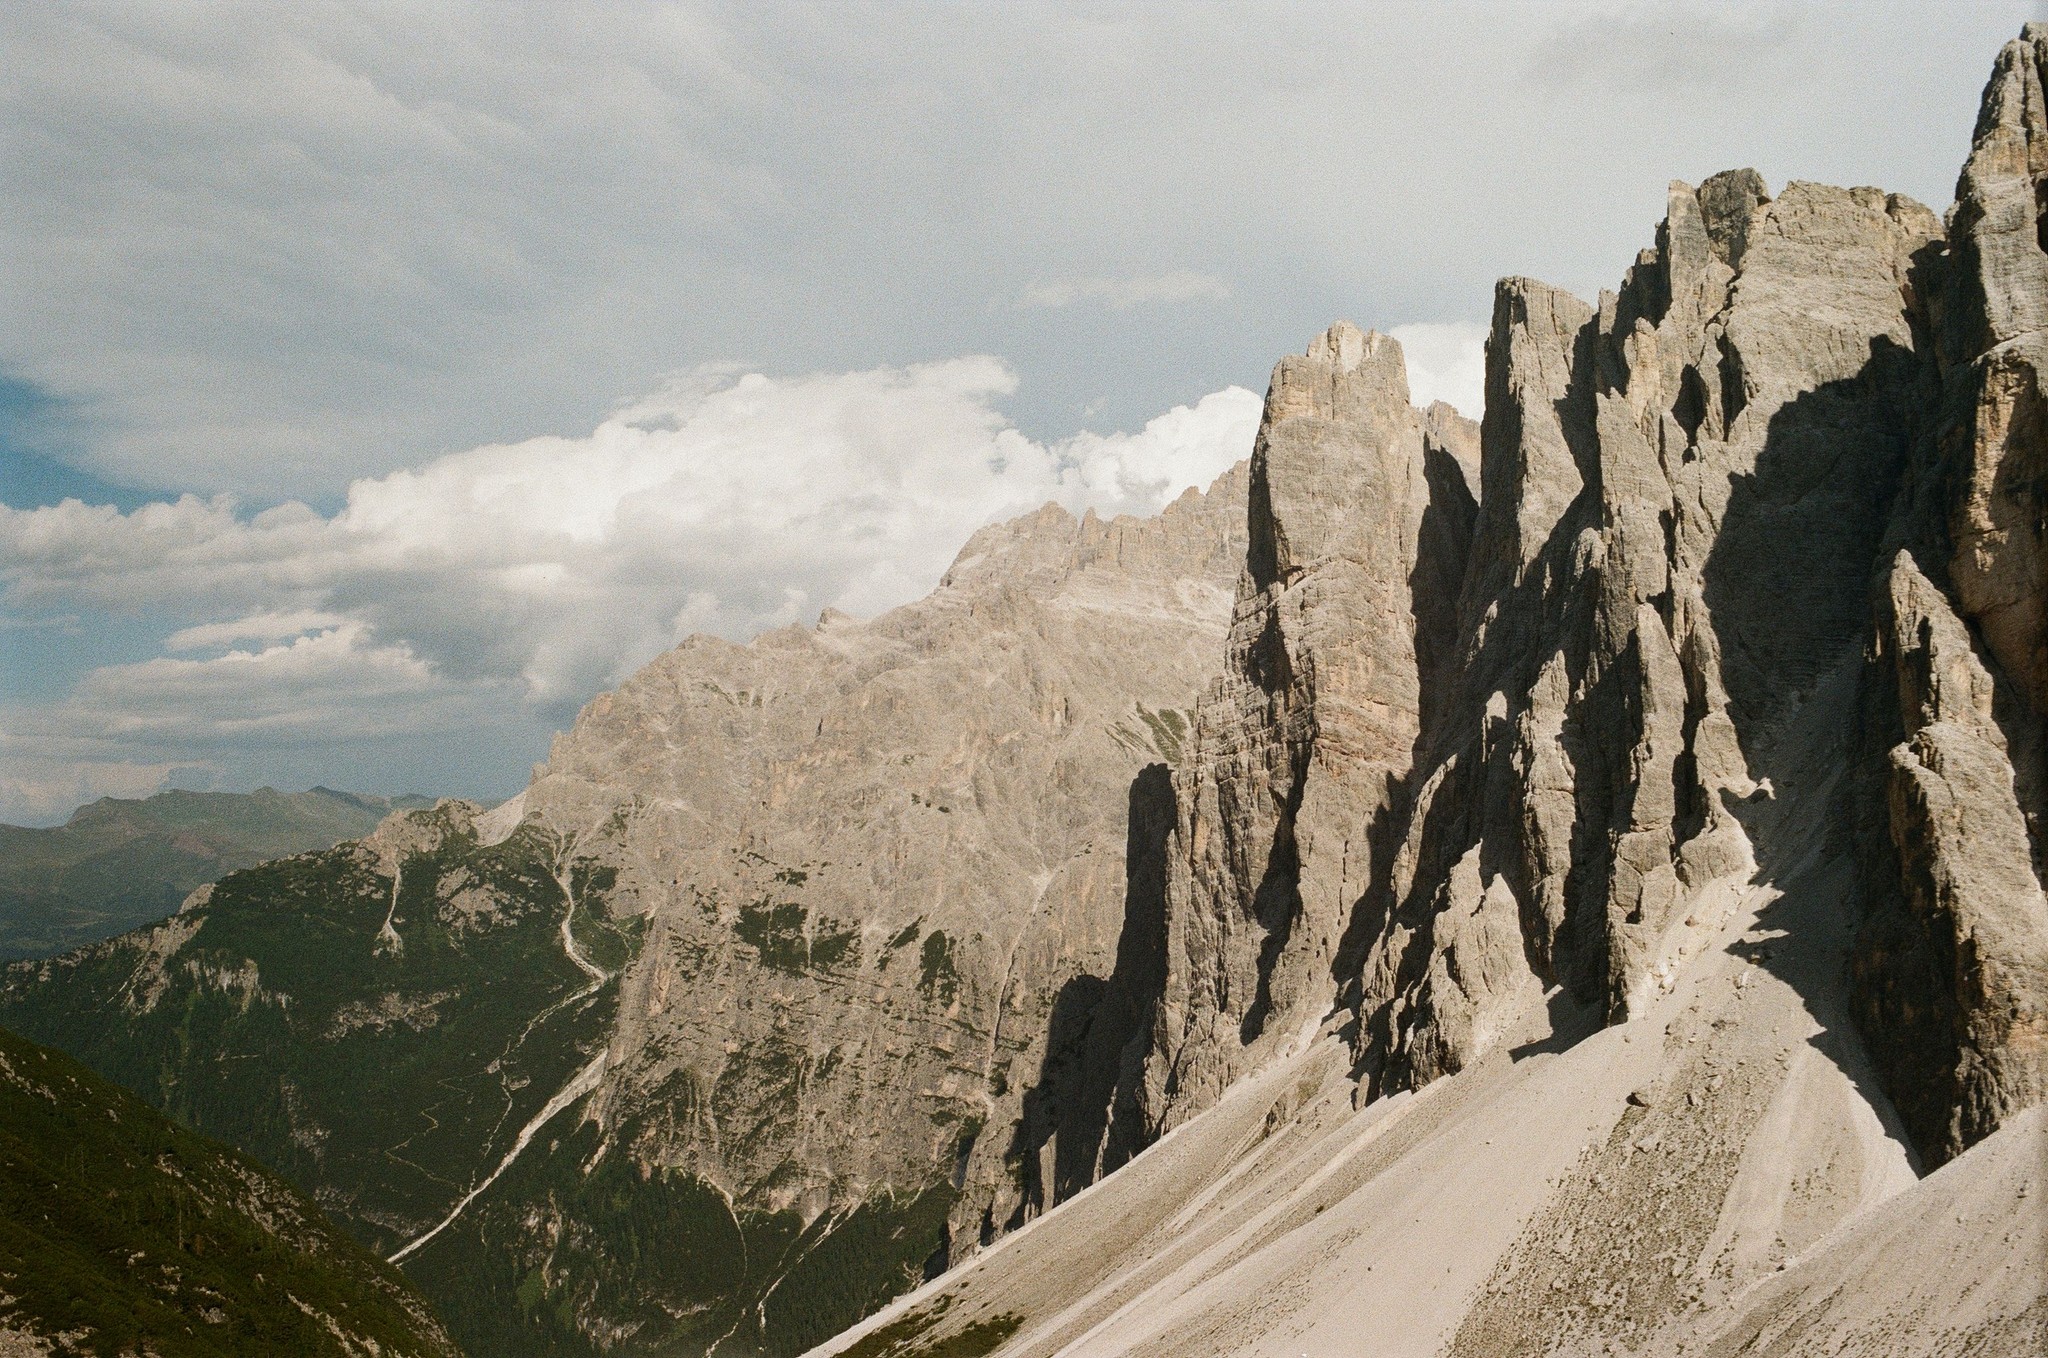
[811,26,2048,1357]
[5,23,2046,1358]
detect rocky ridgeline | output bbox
[797,30,2048,1358]
[1125,26,2048,1175]
[523,468,1252,1246]
[5,24,2046,1358]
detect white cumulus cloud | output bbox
[0,362,1260,820]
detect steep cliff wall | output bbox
[804,44,2048,1358]
[1134,325,1476,1126]
[4,469,1252,1358]
[1126,28,2048,1176]
[1852,22,2048,1165]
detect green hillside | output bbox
[0,786,433,960]
[0,1022,464,1356]
[0,798,949,1357]
[0,804,636,1260]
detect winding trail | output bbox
[387,841,612,1265]
[553,861,607,987]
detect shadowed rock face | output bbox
[1852,22,2048,1166]
[1133,324,1478,1127]
[9,28,2048,1358]
[1126,26,2048,1171]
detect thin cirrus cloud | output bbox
[0,359,1266,822]
[1011,271,1233,312]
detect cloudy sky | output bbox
[0,1,2033,824]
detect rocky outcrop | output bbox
[801,43,2048,1358]
[1135,325,1474,1129]
[1122,33,2048,1172]
[1136,170,1953,1134]
[1383,169,1937,1047]
[1849,22,2048,1166]
[1854,555,2048,1158]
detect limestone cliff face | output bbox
[807,34,2048,1358]
[1127,29,2048,1170]
[1367,171,1940,1065]
[1858,555,2048,1160]
[1851,22,2048,1165]
[518,468,1249,1261]
[1135,325,1475,1127]
[1137,174,1945,1130]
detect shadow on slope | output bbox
[1004,762,1175,1227]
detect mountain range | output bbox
[3,21,2045,1358]
[0,787,434,961]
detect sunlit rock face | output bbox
[419,464,1258,1350]
[9,26,2048,1358]
[532,464,1254,1245]
[795,31,2048,1358]
[1,467,1254,1356]
[1130,29,2048,1176]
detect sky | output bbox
[0,1,2036,825]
